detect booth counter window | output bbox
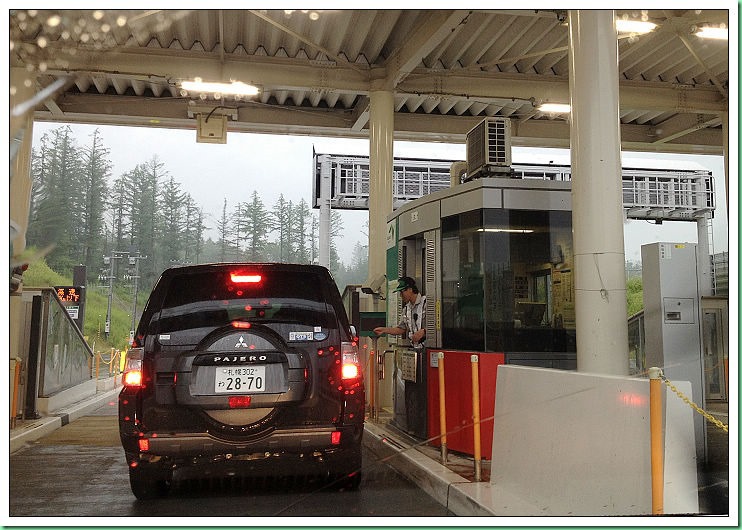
[440,209,575,354]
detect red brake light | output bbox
[230,273,262,284]
[232,321,252,329]
[138,439,150,452]
[331,431,342,445]
[340,342,362,381]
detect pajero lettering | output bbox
[213,355,267,363]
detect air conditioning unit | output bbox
[465,117,512,181]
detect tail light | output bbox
[341,341,362,381]
[123,347,144,388]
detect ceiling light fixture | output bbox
[180,79,259,96]
[615,19,657,34]
[695,26,728,40]
[538,103,571,114]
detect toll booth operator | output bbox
[373,276,426,349]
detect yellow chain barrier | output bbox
[94,349,122,378]
[660,370,728,433]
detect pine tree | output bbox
[216,198,238,262]
[183,196,206,264]
[109,172,133,253]
[29,131,52,224]
[236,191,271,262]
[271,195,290,262]
[128,158,163,285]
[293,199,313,264]
[159,175,187,266]
[27,125,83,272]
[79,129,111,280]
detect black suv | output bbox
[118,263,364,499]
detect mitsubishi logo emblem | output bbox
[235,336,249,348]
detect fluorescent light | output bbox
[180,79,259,96]
[695,26,728,40]
[477,228,534,234]
[616,19,657,34]
[538,103,571,114]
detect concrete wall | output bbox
[486,365,698,515]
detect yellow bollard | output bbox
[471,354,482,482]
[437,352,448,464]
[95,352,100,380]
[11,359,22,428]
[649,367,664,515]
[368,350,376,421]
[369,350,376,421]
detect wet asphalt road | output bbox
[9,400,452,519]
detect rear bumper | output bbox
[123,425,363,479]
[144,428,342,456]
[123,423,363,458]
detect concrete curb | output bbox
[10,386,121,454]
[363,422,492,516]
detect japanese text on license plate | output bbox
[214,366,266,393]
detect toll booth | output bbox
[384,176,576,444]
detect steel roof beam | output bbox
[39,45,726,117]
[380,10,472,87]
[398,72,726,114]
[35,92,722,154]
[651,113,723,144]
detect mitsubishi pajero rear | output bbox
[118,263,364,499]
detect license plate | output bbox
[289,331,313,341]
[214,366,266,393]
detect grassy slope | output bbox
[22,258,137,352]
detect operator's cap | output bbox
[393,276,416,293]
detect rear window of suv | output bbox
[154,268,336,334]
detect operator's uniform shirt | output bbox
[397,293,427,350]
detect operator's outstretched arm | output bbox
[373,325,404,336]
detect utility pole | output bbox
[103,251,126,340]
[127,254,147,344]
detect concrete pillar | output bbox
[721,111,729,218]
[367,90,395,286]
[10,67,36,364]
[318,154,332,268]
[10,67,36,257]
[696,215,713,296]
[568,10,629,375]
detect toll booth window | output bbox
[441,209,575,354]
